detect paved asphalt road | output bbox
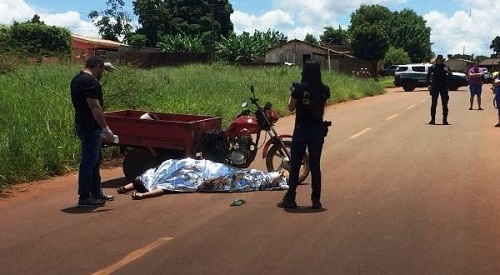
[1,85,500,275]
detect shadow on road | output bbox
[283,206,327,214]
[101,176,128,189]
[61,206,113,214]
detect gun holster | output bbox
[323,120,332,137]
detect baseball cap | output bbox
[85,55,117,72]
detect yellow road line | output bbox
[386,114,399,120]
[92,237,173,275]
[407,104,416,110]
[349,128,371,139]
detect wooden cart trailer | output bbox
[102,109,222,181]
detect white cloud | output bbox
[41,11,99,37]
[0,0,36,24]
[424,0,500,56]
[0,0,99,37]
[231,10,294,34]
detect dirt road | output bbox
[1,85,500,275]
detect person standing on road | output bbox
[468,61,484,110]
[427,54,452,125]
[493,78,500,127]
[278,61,331,209]
[70,55,117,207]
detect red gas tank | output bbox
[224,115,261,137]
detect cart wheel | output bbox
[123,148,159,182]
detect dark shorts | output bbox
[470,84,482,96]
[496,95,500,113]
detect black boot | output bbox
[311,198,322,209]
[429,117,435,125]
[277,192,297,208]
[443,115,449,125]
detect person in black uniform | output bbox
[278,61,331,209]
[71,55,117,207]
[427,54,452,125]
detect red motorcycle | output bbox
[202,86,310,183]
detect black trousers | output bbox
[288,124,325,200]
[430,87,449,118]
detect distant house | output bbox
[71,34,124,62]
[444,58,474,73]
[264,39,374,75]
[479,58,500,71]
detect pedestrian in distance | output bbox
[493,78,500,127]
[426,54,452,125]
[70,55,117,207]
[278,60,331,209]
[468,61,484,110]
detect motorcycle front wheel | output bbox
[265,140,310,184]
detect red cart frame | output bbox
[102,109,222,181]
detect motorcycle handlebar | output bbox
[248,86,272,111]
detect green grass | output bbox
[0,63,385,188]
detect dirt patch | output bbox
[0,157,123,198]
[101,156,123,169]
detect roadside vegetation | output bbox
[0,63,386,188]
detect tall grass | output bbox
[0,63,385,188]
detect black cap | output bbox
[85,55,104,69]
[435,54,445,61]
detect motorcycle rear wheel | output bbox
[265,141,310,184]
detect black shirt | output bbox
[427,64,451,88]
[291,82,331,127]
[70,72,103,129]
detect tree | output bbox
[319,26,349,45]
[383,46,411,65]
[28,14,44,24]
[0,24,9,41]
[388,9,432,62]
[126,33,147,49]
[490,36,500,55]
[350,24,390,77]
[349,5,391,33]
[9,18,71,61]
[304,33,318,45]
[133,0,234,48]
[157,34,205,53]
[348,5,391,77]
[215,29,286,63]
[0,24,11,55]
[349,5,432,63]
[89,0,133,42]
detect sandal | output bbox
[131,191,144,200]
[230,198,246,206]
[117,186,128,194]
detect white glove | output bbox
[102,126,114,141]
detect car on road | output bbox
[394,63,469,92]
[382,65,399,76]
[479,67,492,83]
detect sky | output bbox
[1,0,499,57]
